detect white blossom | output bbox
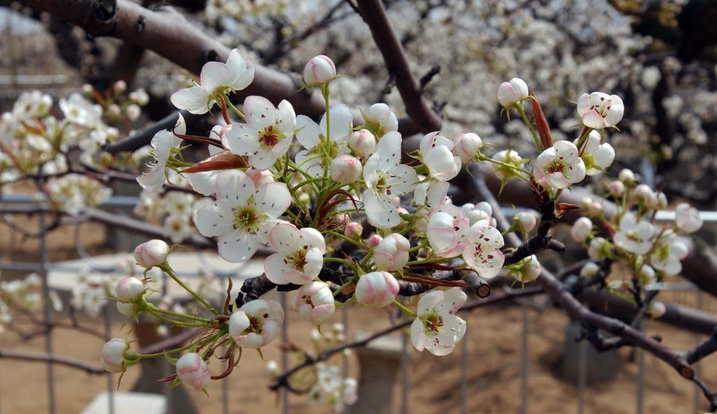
[194,170,291,262]
[533,140,586,189]
[222,96,297,170]
[171,49,254,114]
[577,92,624,129]
[411,288,467,356]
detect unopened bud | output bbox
[348,129,376,158]
[303,55,336,87]
[134,239,170,269]
[330,155,362,184]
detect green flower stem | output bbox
[335,295,356,308]
[148,304,212,324]
[287,160,319,182]
[326,231,364,250]
[515,104,542,152]
[479,154,532,176]
[359,252,375,272]
[393,300,417,318]
[408,243,427,253]
[223,94,246,122]
[139,332,224,359]
[575,127,593,152]
[145,307,209,328]
[291,177,326,193]
[160,264,219,316]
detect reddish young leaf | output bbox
[402,273,469,288]
[530,89,553,150]
[180,151,247,173]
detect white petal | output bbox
[576,93,590,116]
[411,319,428,352]
[386,164,418,195]
[302,248,324,280]
[364,189,400,229]
[268,222,302,252]
[194,204,234,238]
[264,254,291,284]
[417,290,443,315]
[200,62,235,92]
[187,171,219,196]
[218,229,258,262]
[171,86,209,114]
[244,96,277,129]
[581,111,607,129]
[276,100,296,136]
[296,115,320,149]
[254,182,291,218]
[321,104,353,142]
[301,228,326,253]
[215,170,255,204]
[137,167,166,193]
[223,124,259,156]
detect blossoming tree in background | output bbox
[2,0,717,412]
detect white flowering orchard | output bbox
[0,22,716,410]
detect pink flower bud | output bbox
[355,271,399,308]
[114,80,127,93]
[618,168,635,183]
[675,203,702,233]
[303,55,336,87]
[116,302,138,317]
[608,180,625,197]
[176,353,211,391]
[635,184,657,208]
[290,281,335,325]
[344,222,363,239]
[497,78,529,108]
[101,338,129,373]
[115,277,145,303]
[516,212,537,233]
[453,133,483,163]
[373,233,410,271]
[134,239,169,269]
[348,129,376,158]
[367,234,383,248]
[108,104,121,117]
[126,104,141,121]
[571,217,593,242]
[330,155,362,184]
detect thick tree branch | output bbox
[356,0,442,132]
[18,0,327,116]
[475,176,701,384]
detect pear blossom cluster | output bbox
[0,81,150,222]
[570,167,703,298]
[0,272,63,334]
[83,52,709,410]
[296,324,357,413]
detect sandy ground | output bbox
[1,217,717,414]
